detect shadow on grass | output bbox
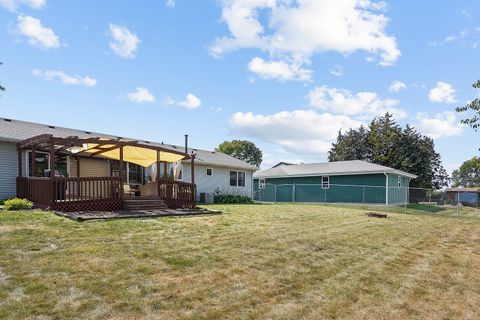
[407,204,450,213]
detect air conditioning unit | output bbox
[199,193,215,204]
[205,193,214,204]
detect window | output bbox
[398,176,401,189]
[27,151,68,177]
[322,176,329,189]
[206,168,213,176]
[238,172,246,187]
[230,171,246,187]
[128,163,144,185]
[111,161,143,184]
[230,171,238,186]
[28,151,49,177]
[111,160,124,180]
[259,179,265,189]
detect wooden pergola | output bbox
[16,134,197,211]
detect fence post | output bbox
[292,183,296,203]
[457,191,460,217]
[362,186,366,207]
[324,187,327,206]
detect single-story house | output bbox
[445,187,479,206]
[0,117,257,210]
[253,160,417,205]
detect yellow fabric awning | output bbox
[83,143,186,167]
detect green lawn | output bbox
[1,204,480,319]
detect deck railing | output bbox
[16,176,195,211]
[17,176,123,211]
[158,178,196,208]
[16,177,52,208]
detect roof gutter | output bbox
[254,170,417,180]
[0,136,21,143]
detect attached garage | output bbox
[253,160,416,205]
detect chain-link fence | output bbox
[253,183,480,219]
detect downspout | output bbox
[384,172,389,206]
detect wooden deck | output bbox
[17,176,196,212]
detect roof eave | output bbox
[254,170,417,179]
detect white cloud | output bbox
[329,65,344,77]
[229,110,362,155]
[416,111,464,139]
[15,15,59,49]
[428,81,457,103]
[166,93,201,109]
[165,0,175,7]
[248,57,312,81]
[32,69,96,87]
[127,87,155,104]
[0,0,45,11]
[388,80,406,93]
[109,24,140,59]
[308,86,407,119]
[429,29,469,46]
[211,0,400,80]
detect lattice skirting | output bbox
[52,200,123,212]
[163,199,196,209]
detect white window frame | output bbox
[398,176,401,189]
[259,178,265,189]
[322,176,330,189]
[206,168,213,176]
[229,171,246,187]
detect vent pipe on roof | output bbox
[184,134,188,154]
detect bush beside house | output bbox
[214,194,254,204]
[2,198,33,211]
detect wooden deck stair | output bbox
[124,197,168,211]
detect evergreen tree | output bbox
[328,113,448,188]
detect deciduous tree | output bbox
[216,140,262,167]
[456,80,480,130]
[452,157,480,187]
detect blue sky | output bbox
[0,0,479,172]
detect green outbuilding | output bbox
[253,160,417,205]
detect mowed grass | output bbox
[1,205,480,319]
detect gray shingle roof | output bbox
[253,160,417,179]
[0,117,257,171]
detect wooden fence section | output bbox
[158,178,196,208]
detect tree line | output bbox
[328,113,448,189]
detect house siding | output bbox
[253,173,411,204]
[387,174,409,204]
[182,162,254,201]
[70,157,110,177]
[0,141,18,200]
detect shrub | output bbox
[3,198,33,211]
[214,194,254,204]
